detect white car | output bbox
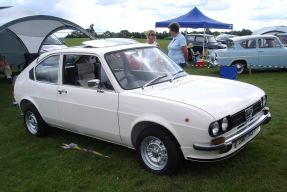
[14,39,271,175]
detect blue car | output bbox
[211,35,287,74]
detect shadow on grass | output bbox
[49,125,263,178]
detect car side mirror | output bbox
[88,79,100,88]
[87,79,104,93]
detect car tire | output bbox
[136,127,183,175]
[23,105,47,137]
[232,62,246,74]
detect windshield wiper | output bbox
[142,74,168,89]
[170,70,185,82]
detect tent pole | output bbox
[203,28,205,58]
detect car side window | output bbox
[240,39,256,49]
[258,38,281,48]
[35,55,59,83]
[186,35,195,41]
[196,36,204,43]
[62,54,113,90]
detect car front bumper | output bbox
[189,107,271,161]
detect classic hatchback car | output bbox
[210,35,287,74]
[14,39,271,175]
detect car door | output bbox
[33,54,61,125]
[238,39,258,67]
[57,53,121,143]
[258,37,287,67]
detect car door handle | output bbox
[58,89,67,94]
[258,51,264,53]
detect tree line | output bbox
[65,24,252,39]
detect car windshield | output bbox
[105,47,186,90]
[207,36,217,43]
[226,40,235,48]
[43,35,63,45]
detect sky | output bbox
[0,0,287,32]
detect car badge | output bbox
[245,106,253,121]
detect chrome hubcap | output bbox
[140,136,168,170]
[235,63,244,74]
[25,111,38,134]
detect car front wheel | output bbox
[23,105,47,137]
[136,128,182,175]
[232,62,246,74]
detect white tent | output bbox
[0,6,93,69]
[252,26,287,35]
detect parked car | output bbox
[275,33,287,47]
[14,38,271,175]
[39,34,67,54]
[216,33,237,45]
[185,34,225,53]
[211,35,287,74]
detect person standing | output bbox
[146,30,160,48]
[0,54,12,81]
[167,22,188,68]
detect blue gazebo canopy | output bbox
[155,7,233,29]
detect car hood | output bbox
[137,75,264,119]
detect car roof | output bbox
[82,38,139,48]
[230,35,277,41]
[276,33,287,36]
[186,34,213,37]
[38,42,154,60]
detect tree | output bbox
[102,30,112,38]
[119,30,130,38]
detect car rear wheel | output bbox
[232,62,246,74]
[136,128,182,175]
[23,105,47,137]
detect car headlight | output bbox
[209,121,219,137]
[221,117,229,132]
[261,95,267,107]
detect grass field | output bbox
[1,39,287,191]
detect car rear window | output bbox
[35,55,59,84]
[29,68,34,80]
[258,38,281,48]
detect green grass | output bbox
[62,38,90,47]
[1,40,287,192]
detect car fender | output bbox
[129,113,183,147]
[19,96,41,115]
[228,58,248,66]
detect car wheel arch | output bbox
[231,59,247,66]
[20,98,40,114]
[231,59,248,74]
[131,121,181,149]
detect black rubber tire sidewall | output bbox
[136,127,182,175]
[23,105,47,137]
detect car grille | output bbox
[230,100,263,128]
